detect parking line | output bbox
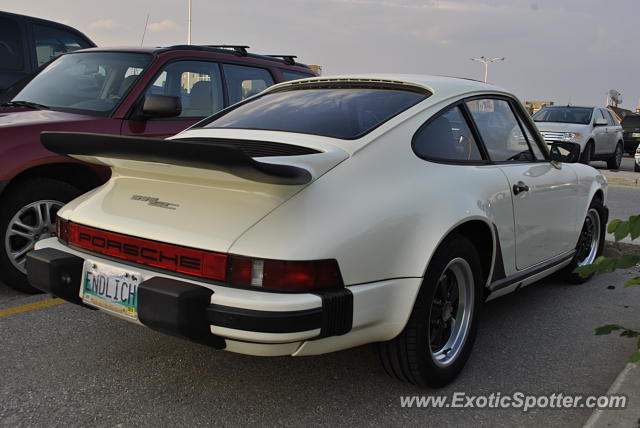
[0,298,66,319]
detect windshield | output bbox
[10,52,152,116]
[200,87,429,139]
[532,107,593,125]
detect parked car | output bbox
[621,113,640,155]
[0,11,95,92]
[533,105,624,168]
[26,75,607,387]
[0,45,317,292]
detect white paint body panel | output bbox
[40,74,608,357]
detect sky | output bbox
[2,0,639,109]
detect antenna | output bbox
[140,14,150,46]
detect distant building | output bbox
[308,64,322,75]
[524,100,554,115]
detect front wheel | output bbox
[580,142,593,165]
[0,178,81,293]
[562,198,605,284]
[378,234,483,387]
[606,143,623,170]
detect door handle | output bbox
[513,181,529,195]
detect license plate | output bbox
[80,260,141,320]
[632,133,640,138]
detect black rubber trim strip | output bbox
[490,225,506,282]
[268,80,432,96]
[205,304,323,333]
[488,250,576,292]
[40,132,312,185]
[312,288,353,338]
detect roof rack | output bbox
[266,55,297,65]
[204,45,249,56]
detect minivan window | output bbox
[0,16,23,71]
[281,70,314,81]
[222,64,274,105]
[202,87,429,139]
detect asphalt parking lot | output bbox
[1,185,639,428]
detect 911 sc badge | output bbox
[131,195,179,210]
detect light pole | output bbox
[187,0,192,45]
[470,56,504,83]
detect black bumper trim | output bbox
[205,305,323,333]
[138,277,225,349]
[314,288,353,338]
[26,248,86,306]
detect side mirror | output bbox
[141,94,181,118]
[594,117,608,126]
[549,141,581,163]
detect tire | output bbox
[580,141,593,165]
[561,197,605,284]
[378,234,483,388]
[0,178,81,293]
[606,143,623,170]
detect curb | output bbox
[605,176,640,187]
[583,362,640,428]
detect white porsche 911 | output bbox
[26,75,608,387]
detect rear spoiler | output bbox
[40,132,312,185]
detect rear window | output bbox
[201,87,429,139]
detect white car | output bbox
[27,75,608,387]
[635,145,640,172]
[533,105,624,169]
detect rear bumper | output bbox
[26,239,421,356]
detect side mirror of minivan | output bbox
[594,117,608,126]
[141,94,181,118]
[549,141,581,163]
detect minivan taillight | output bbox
[229,256,343,291]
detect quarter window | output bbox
[222,64,274,105]
[145,61,224,118]
[466,98,536,162]
[33,24,89,66]
[413,106,483,161]
[0,17,23,71]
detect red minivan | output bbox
[0,45,317,292]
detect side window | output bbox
[145,61,224,118]
[606,110,618,125]
[516,116,545,160]
[222,64,274,105]
[33,24,89,66]
[281,70,314,82]
[466,98,535,162]
[595,109,606,124]
[0,17,23,71]
[413,106,483,161]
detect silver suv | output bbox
[533,106,624,169]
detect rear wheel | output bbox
[378,234,483,387]
[580,141,593,165]
[0,178,81,293]
[562,198,605,284]
[606,143,623,170]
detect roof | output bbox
[72,45,311,69]
[266,74,508,99]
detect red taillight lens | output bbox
[56,216,69,243]
[230,256,343,291]
[65,222,228,281]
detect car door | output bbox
[592,109,610,155]
[465,97,580,270]
[121,60,276,139]
[605,109,621,150]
